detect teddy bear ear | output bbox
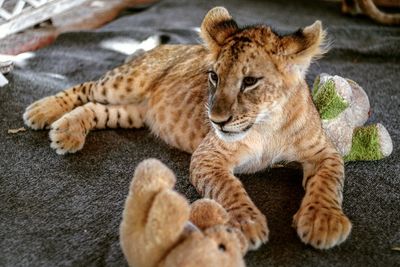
[189,199,229,230]
[130,158,176,194]
[200,7,239,55]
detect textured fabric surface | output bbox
[1,0,399,266]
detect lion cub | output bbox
[23,7,351,250]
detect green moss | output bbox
[312,79,349,120]
[344,124,384,162]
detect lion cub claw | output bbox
[229,208,269,250]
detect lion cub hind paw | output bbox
[49,117,86,155]
[23,96,69,130]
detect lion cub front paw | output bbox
[23,96,70,130]
[293,203,352,249]
[49,115,87,155]
[229,207,269,250]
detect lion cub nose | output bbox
[210,115,233,127]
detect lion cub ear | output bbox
[279,21,329,79]
[200,7,239,55]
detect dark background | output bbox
[1,0,399,266]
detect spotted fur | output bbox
[23,7,351,250]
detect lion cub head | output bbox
[201,7,328,142]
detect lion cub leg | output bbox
[24,64,149,130]
[24,63,151,154]
[190,135,269,251]
[50,103,144,154]
[293,144,352,249]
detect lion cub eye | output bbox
[208,71,219,87]
[241,76,261,92]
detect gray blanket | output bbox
[1,0,399,266]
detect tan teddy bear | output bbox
[120,159,247,267]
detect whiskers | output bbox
[253,110,270,125]
[204,102,211,115]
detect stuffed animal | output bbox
[312,73,393,161]
[120,159,247,267]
